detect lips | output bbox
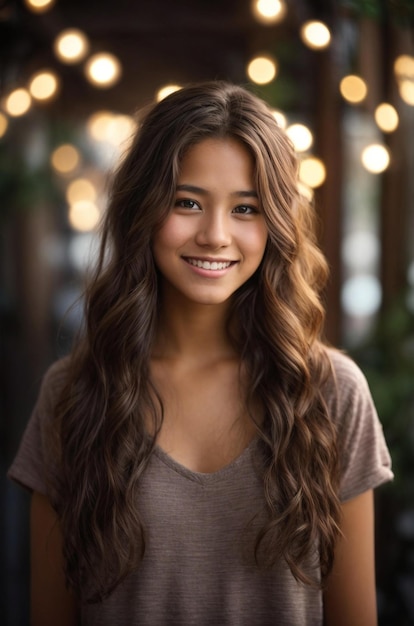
[183,257,235,271]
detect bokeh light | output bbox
[285,123,313,152]
[156,84,182,101]
[251,0,286,24]
[54,29,90,64]
[399,79,414,105]
[68,201,100,232]
[361,144,390,173]
[342,231,380,271]
[300,21,331,50]
[29,70,60,101]
[299,157,326,188]
[66,178,97,205]
[340,75,368,104]
[84,53,122,88]
[342,275,382,317]
[394,54,414,78]
[247,55,278,84]
[24,0,55,13]
[4,88,32,116]
[87,111,136,146]
[272,109,287,128]
[374,103,399,132]
[50,144,80,174]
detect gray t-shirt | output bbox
[8,349,393,625]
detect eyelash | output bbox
[174,199,259,215]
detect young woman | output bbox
[9,81,393,626]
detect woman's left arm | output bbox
[323,489,378,626]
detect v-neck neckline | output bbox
[152,436,259,485]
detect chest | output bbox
[150,359,257,473]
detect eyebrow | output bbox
[176,184,258,198]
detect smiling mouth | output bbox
[184,258,235,271]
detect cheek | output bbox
[153,215,187,252]
[243,224,268,260]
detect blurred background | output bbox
[1,0,413,624]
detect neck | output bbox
[154,297,236,361]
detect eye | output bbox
[174,198,201,210]
[232,205,258,215]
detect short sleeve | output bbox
[7,359,68,497]
[326,350,393,502]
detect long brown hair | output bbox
[51,81,341,601]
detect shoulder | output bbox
[326,347,370,390]
[322,348,373,427]
[321,347,393,500]
[37,356,71,412]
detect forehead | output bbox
[178,137,255,183]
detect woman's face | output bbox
[152,137,268,308]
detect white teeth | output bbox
[187,259,232,270]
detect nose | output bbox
[195,210,232,249]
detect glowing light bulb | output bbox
[156,84,182,102]
[300,21,331,50]
[299,157,326,188]
[51,144,80,174]
[24,0,55,13]
[247,55,278,85]
[272,109,287,128]
[252,0,286,24]
[340,75,368,104]
[84,53,122,88]
[285,123,313,152]
[361,144,390,173]
[374,103,399,132]
[68,201,100,232]
[399,80,414,105]
[29,70,59,101]
[54,29,90,64]
[4,88,32,116]
[66,178,97,204]
[394,54,414,79]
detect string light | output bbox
[300,21,331,50]
[399,80,414,105]
[4,88,32,116]
[340,75,368,104]
[86,111,135,145]
[394,54,414,79]
[374,103,399,132]
[29,70,59,101]
[247,55,278,84]
[54,29,90,64]
[251,0,286,24]
[84,53,122,88]
[285,123,313,152]
[24,0,55,13]
[68,201,100,232]
[299,157,326,188]
[361,144,390,173]
[66,178,97,205]
[156,84,182,101]
[50,144,81,174]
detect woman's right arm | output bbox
[30,491,79,626]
